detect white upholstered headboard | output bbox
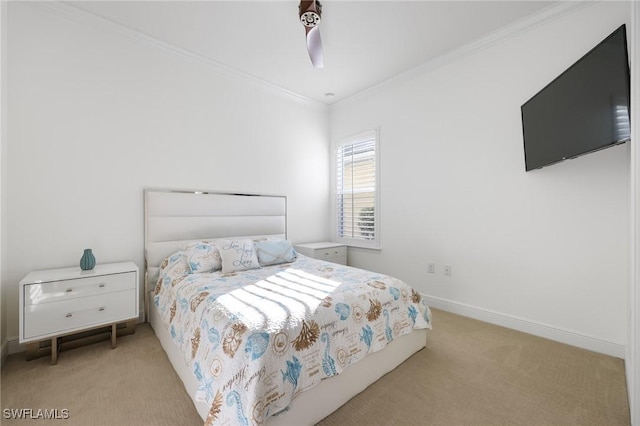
[143,189,287,320]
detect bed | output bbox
[144,189,431,425]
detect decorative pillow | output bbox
[184,242,222,273]
[155,250,190,290]
[252,236,282,242]
[214,239,261,274]
[255,240,297,266]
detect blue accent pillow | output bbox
[255,240,297,266]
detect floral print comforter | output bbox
[154,252,432,425]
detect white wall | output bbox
[628,2,639,423]
[331,1,631,355]
[3,1,633,362]
[1,0,7,361]
[2,3,330,342]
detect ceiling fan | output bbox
[299,0,324,68]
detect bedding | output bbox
[154,250,431,426]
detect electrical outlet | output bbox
[427,263,435,274]
[444,265,452,276]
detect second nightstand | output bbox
[294,242,347,265]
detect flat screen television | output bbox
[521,24,630,172]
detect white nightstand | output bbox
[294,242,347,265]
[19,261,139,364]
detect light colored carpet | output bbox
[1,309,630,425]
[1,323,202,426]
[318,309,630,426]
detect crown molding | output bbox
[21,1,597,112]
[25,1,329,111]
[333,1,597,108]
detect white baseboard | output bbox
[7,336,21,355]
[423,294,625,359]
[1,338,8,365]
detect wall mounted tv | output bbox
[521,24,630,172]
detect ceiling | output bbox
[70,1,558,105]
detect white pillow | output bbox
[255,240,297,266]
[184,242,222,273]
[214,239,261,274]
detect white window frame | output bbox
[334,129,380,249]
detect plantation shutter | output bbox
[336,130,379,248]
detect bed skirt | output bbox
[149,297,427,425]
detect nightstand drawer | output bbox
[315,245,346,261]
[24,272,136,306]
[24,289,137,340]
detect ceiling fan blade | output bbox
[306,26,324,69]
[299,0,324,68]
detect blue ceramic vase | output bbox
[80,248,96,271]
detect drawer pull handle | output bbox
[66,289,73,293]
[65,313,72,318]
[98,284,106,288]
[98,307,105,312]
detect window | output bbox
[335,129,379,249]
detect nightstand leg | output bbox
[111,324,116,349]
[51,337,58,365]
